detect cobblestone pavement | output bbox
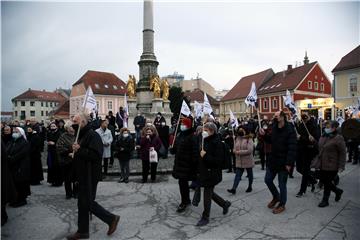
[2,162,359,240]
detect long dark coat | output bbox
[6,137,31,183]
[46,130,62,184]
[140,135,162,162]
[115,135,135,162]
[27,132,44,183]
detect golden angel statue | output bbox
[150,75,161,98]
[161,79,170,100]
[126,75,136,98]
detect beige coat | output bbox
[234,137,254,169]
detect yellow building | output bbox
[332,45,360,117]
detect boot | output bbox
[245,186,252,193]
[318,200,329,208]
[227,189,236,194]
[335,189,343,202]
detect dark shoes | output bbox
[176,203,189,213]
[296,191,305,198]
[66,232,89,240]
[267,198,279,209]
[318,200,329,208]
[66,195,72,200]
[118,178,124,183]
[272,204,286,214]
[107,215,120,236]
[245,187,252,193]
[335,189,343,202]
[196,218,209,227]
[124,179,129,184]
[223,201,231,215]
[227,189,236,195]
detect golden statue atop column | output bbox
[126,75,137,98]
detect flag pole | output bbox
[171,113,181,148]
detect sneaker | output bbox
[267,198,279,209]
[223,201,231,215]
[335,189,343,202]
[118,178,124,183]
[296,191,305,198]
[245,187,252,193]
[227,189,236,195]
[272,204,286,214]
[176,203,189,213]
[318,200,329,208]
[196,218,209,227]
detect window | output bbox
[107,101,113,110]
[21,101,25,106]
[349,75,358,93]
[95,84,100,89]
[14,101,17,107]
[14,111,18,117]
[113,85,118,90]
[314,82,318,90]
[46,111,48,116]
[308,81,312,89]
[41,111,44,116]
[272,98,278,109]
[320,83,324,92]
[30,111,35,117]
[41,102,43,107]
[104,84,109,88]
[50,102,53,107]
[96,101,100,111]
[263,99,268,109]
[30,101,35,106]
[20,111,26,120]
[46,102,48,107]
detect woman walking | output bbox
[227,126,254,194]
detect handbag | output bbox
[149,148,158,163]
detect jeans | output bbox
[142,160,158,182]
[320,170,341,201]
[178,179,191,204]
[232,168,253,190]
[264,168,288,206]
[202,186,227,220]
[119,160,130,180]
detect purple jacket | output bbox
[140,135,162,161]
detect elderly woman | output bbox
[56,121,77,199]
[96,119,113,176]
[313,120,346,208]
[227,126,254,194]
[6,127,31,207]
[115,128,135,183]
[140,125,162,183]
[197,122,231,226]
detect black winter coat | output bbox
[171,130,198,180]
[28,132,44,182]
[115,135,135,162]
[198,134,223,187]
[6,137,31,183]
[268,122,297,171]
[74,124,104,183]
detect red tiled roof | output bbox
[222,69,274,101]
[73,70,126,95]
[332,45,360,72]
[258,62,317,95]
[12,89,66,102]
[184,89,219,106]
[51,100,69,117]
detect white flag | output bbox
[82,87,97,115]
[180,100,191,117]
[123,93,129,128]
[229,109,239,128]
[245,82,258,107]
[203,93,213,115]
[194,101,203,118]
[282,90,298,116]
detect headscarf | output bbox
[16,127,27,140]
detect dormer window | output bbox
[95,84,100,89]
[104,84,109,88]
[113,85,118,90]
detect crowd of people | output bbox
[1,107,359,237]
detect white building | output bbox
[12,88,66,122]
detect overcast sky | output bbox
[1,0,359,111]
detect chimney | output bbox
[287,64,293,71]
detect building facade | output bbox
[183,89,220,116]
[70,70,126,119]
[12,89,66,122]
[332,45,360,118]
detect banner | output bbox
[123,93,129,128]
[245,82,258,107]
[229,109,239,128]
[180,100,191,117]
[82,86,97,116]
[194,100,203,118]
[203,93,213,115]
[282,89,298,117]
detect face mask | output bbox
[180,125,188,131]
[123,133,129,138]
[12,132,21,139]
[157,115,161,118]
[263,125,268,130]
[146,123,152,126]
[324,128,333,134]
[72,124,79,132]
[244,122,248,125]
[161,122,166,126]
[202,131,209,138]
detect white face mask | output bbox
[202,131,209,138]
[123,133,129,138]
[12,132,21,139]
[180,125,188,131]
[161,122,166,126]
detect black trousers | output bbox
[142,160,158,181]
[348,141,359,163]
[178,179,191,205]
[103,158,110,175]
[202,186,226,220]
[320,170,341,201]
[63,163,77,197]
[77,178,114,234]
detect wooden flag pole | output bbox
[171,113,182,148]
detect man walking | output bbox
[260,111,297,214]
[67,113,119,240]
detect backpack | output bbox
[220,140,231,170]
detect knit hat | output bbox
[181,117,192,129]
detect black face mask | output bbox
[72,124,79,133]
